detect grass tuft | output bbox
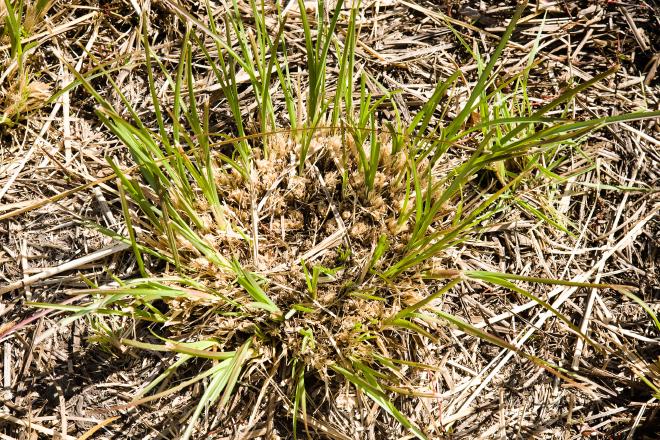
[18,0,660,438]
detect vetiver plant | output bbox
[26,0,660,438]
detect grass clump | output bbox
[0,0,53,125]
[28,0,660,438]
